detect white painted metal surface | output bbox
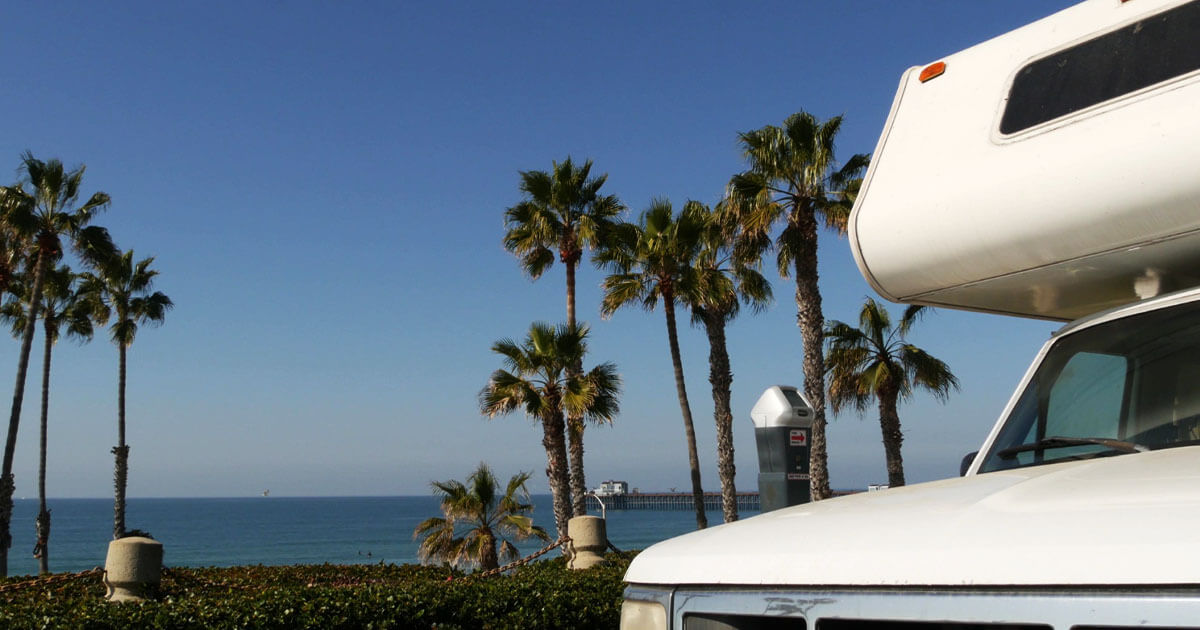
[849,0,1200,321]
[624,445,1200,586]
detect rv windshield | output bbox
[978,299,1200,473]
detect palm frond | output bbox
[731,111,869,286]
[901,344,960,402]
[601,273,650,316]
[479,369,541,419]
[415,462,548,570]
[825,298,958,419]
[859,298,891,346]
[505,157,623,286]
[84,249,170,348]
[468,463,498,516]
[897,304,927,337]
[562,361,621,425]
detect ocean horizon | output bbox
[7,495,752,578]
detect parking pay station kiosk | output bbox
[750,385,814,512]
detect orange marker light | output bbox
[919,61,946,83]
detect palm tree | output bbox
[598,199,710,529]
[479,322,620,539]
[825,299,959,487]
[80,250,172,539]
[0,153,115,576]
[413,462,550,572]
[728,111,869,500]
[682,201,772,523]
[503,157,624,517]
[1,265,94,575]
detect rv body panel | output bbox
[622,445,1200,587]
[850,0,1200,321]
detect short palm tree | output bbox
[479,322,620,539]
[0,153,115,576]
[503,157,624,517]
[598,199,710,529]
[728,111,869,500]
[414,462,550,572]
[80,250,172,539]
[682,201,772,523]
[1,265,94,574]
[825,299,959,487]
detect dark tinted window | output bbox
[686,615,802,629]
[820,622,1048,630]
[781,388,805,409]
[1000,0,1200,134]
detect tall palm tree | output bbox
[413,462,550,572]
[1,265,94,574]
[503,157,624,517]
[479,322,620,539]
[825,299,959,487]
[0,153,115,576]
[682,201,772,523]
[80,250,172,539]
[598,199,710,529]
[728,111,869,500]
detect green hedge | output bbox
[0,552,635,629]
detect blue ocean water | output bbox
[7,496,752,577]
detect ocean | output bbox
[7,496,752,578]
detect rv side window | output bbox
[999,0,1200,135]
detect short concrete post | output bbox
[104,536,163,602]
[567,515,606,570]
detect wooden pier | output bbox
[587,491,760,512]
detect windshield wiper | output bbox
[995,436,1149,460]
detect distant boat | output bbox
[262,490,270,497]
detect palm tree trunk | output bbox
[567,418,587,516]
[113,343,129,539]
[663,291,707,529]
[36,319,53,575]
[480,529,499,572]
[566,258,577,331]
[792,210,833,501]
[0,248,49,577]
[541,407,572,540]
[878,387,906,487]
[702,312,738,523]
[564,261,589,517]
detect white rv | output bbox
[621,0,1200,628]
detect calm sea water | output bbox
[7,496,751,577]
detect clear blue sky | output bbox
[0,1,1074,499]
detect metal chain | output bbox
[161,566,258,592]
[0,566,103,596]
[462,535,571,581]
[0,536,576,597]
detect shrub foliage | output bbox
[0,552,634,629]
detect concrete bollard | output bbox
[567,515,606,570]
[104,536,163,602]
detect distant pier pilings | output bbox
[587,492,760,512]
